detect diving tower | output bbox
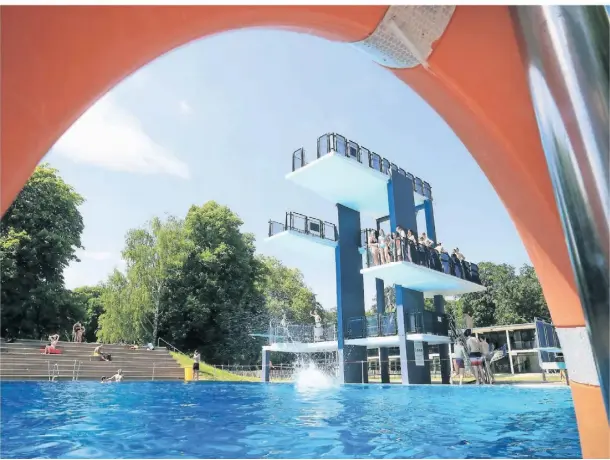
[264,133,485,386]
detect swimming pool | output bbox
[1,382,580,458]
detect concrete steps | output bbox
[0,340,185,381]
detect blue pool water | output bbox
[1,382,580,458]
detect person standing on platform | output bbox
[368,230,381,266]
[406,229,418,263]
[396,226,407,261]
[479,335,493,383]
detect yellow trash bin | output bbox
[185,367,194,381]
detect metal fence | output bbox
[268,212,337,242]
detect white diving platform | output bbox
[286,151,426,218]
[262,334,450,354]
[265,230,337,257]
[361,261,486,297]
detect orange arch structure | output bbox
[1,6,607,457]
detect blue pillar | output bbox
[261,348,270,382]
[388,170,430,384]
[335,204,368,384]
[424,198,450,384]
[376,278,390,383]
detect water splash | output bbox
[294,362,338,391]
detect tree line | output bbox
[1,165,550,365]
[0,165,331,364]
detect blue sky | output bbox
[45,28,530,310]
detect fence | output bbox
[207,355,490,383]
[268,212,337,242]
[268,322,338,344]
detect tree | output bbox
[458,262,550,327]
[1,164,85,339]
[158,202,268,364]
[258,256,324,324]
[70,286,104,342]
[121,215,189,343]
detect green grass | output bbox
[169,351,259,382]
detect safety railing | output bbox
[268,212,337,242]
[268,322,337,344]
[346,313,398,339]
[346,311,447,339]
[290,133,433,200]
[360,228,482,285]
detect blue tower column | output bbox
[335,204,368,384]
[423,199,451,385]
[388,170,430,384]
[261,348,270,382]
[376,278,390,383]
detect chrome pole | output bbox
[510,6,609,417]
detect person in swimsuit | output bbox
[451,341,466,385]
[464,329,485,384]
[368,230,380,266]
[107,369,123,382]
[378,230,388,264]
[44,334,60,354]
[192,351,201,381]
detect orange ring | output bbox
[1,5,605,456]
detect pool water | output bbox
[1,382,581,458]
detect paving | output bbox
[0,339,185,381]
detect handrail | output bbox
[268,212,337,241]
[157,337,184,354]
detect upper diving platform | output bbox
[359,229,486,297]
[266,212,337,256]
[286,133,432,218]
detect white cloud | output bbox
[53,94,190,179]
[179,100,193,115]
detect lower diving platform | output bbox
[361,261,486,297]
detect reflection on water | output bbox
[1,382,580,459]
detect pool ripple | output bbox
[1,382,581,459]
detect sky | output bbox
[44,28,531,310]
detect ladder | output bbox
[447,313,473,372]
[48,362,60,382]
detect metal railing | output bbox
[291,133,433,200]
[360,228,482,285]
[268,212,337,242]
[268,322,338,344]
[346,311,447,340]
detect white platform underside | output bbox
[265,230,337,259]
[361,261,486,296]
[286,152,425,218]
[263,333,450,353]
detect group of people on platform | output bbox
[365,227,481,284]
[451,329,503,385]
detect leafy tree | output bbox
[1,164,85,339]
[258,256,324,324]
[71,286,105,342]
[158,202,268,364]
[121,215,189,343]
[458,262,549,327]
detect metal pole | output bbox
[506,330,515,375]
[510,5,609,416]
